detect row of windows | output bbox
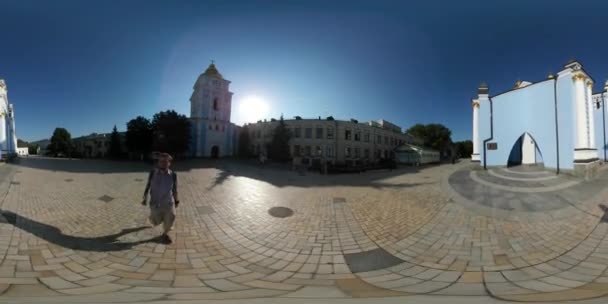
[209,124,226,132]
[288,145,392,159]
[285,127,402,146]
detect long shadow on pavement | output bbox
[0,209,161,251]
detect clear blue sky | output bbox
[1,0,607,142]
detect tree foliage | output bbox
[406,123,453,151]
[454,140,473,158]
[268,115,291,162]
[151,110,191,157]
[108,125,123,159]
[238,125,252,157]
[49,128,73,156]
[126,116,153,159]
[28,144,39,155]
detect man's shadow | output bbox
[600,204,608,223]
[0,209,163,251]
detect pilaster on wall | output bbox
[471,98,480,162]
[563,61,598,163]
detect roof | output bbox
[203,63,223,79]
[395,143,438,153]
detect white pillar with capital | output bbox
[471,98,480,162]
[586,80,596,149]
[572,71,598,162]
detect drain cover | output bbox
[268,207,294,218]
[98,195,114,203]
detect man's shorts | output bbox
[149,205,176,232]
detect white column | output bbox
[586,81,596,148]
[0,113,6,152]
[573,74,588,149]
[471,99,480,161]
[572,73,598,161]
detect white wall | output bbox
[521,133,536,164]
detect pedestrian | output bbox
[141,153,179,244]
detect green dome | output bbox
[203,63,223,79]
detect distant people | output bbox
[142,153,179,244]
[259,152,266,166]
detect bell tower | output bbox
[189,62,234,157]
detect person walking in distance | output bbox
[142,153,179,244]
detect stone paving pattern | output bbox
[0,158,608,302]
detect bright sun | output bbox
[238,96,270,124]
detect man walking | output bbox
[142,153,179,244]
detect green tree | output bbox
[108,125,122,159]
[268,115,291,161]
[152,110,191,157]
[17,139,28,148]
[238,125,252,157]
[406,123,453,151]
[49,128,73,157]
[454,140,473,158]
[28,144,40,155]
[126,116,153,160]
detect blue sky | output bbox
[1,0,607,142]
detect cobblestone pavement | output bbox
[1,157,608,303]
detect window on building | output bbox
[354,148,360,158]
[305,146,312,156]
[293,145,301,156]
[295,127,301,138]
[326,146,333,157]
[257,130,261,138]
[364,132,370,142]
[315,145,322,156]
[364,149,370,158]
[215,125,219,131]
[354,131,361,141]
[377,150,382,158]
[327,127,334,139]
[209,125,213,130]
[345,147,352,157]
[305,128,312,138]
[213,98,219,110]
[377,135,382,144]
[316,127,323,139]
[384,136,388,145]
[345,130,352,140]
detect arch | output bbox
[507,132,543,167]
[211,145,220,158]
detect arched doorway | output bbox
[507,133,543,167]
[211,146,219,158]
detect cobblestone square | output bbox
[1,157,608,303]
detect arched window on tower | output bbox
[213,98,219,111]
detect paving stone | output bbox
[432,282,486,295]
[284,286,348,298]
[336,278,410,298]
[203,279,249,291]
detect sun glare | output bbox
[238,96,270,124]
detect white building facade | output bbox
[471,61,608,178]
[247,118,419,164]
[0,80,18,159]
[189,63,238,158]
